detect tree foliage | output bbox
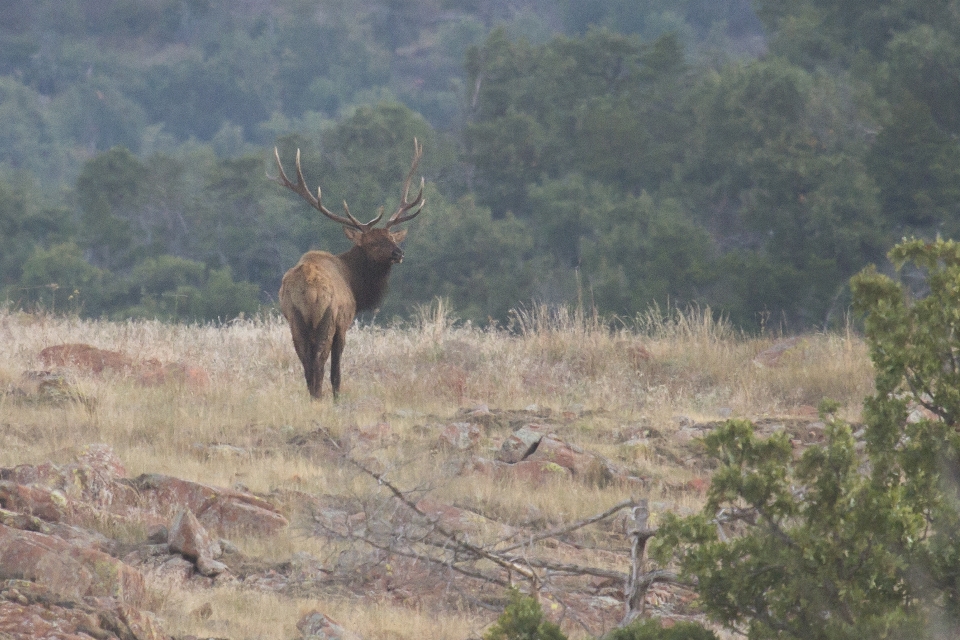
[482,588,718,640]
[605,618,718,640]
[0,0,957,326]
[484,589,566,640]
[653,238,960,638]
[465,27,689,216]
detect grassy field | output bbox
[0,303,875,639]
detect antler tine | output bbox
[273,147,368,229]
[386,176,425,227]
[342,199,386,231]
[343,200,368,230]
[386,138,426,228]
[272,147,309,201]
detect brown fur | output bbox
[279,228,409,399]
[274,139,424,400]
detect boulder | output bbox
[508,459,574,485]
[7,371,82,404]
[297,610,361,640]
[131,474,288,536]
[414,498,515,538]
[526,436,593,472]
[438,422,482,450]
[168,509,227,577]
[525,437,622,487]
[467,457,572,486]
[0,443,135,512]
[0,482,70,523]
[38,343,134,374]
[2,451,288,538]
[495,424,552,463]
[196,492,288,537]
[38,343,208,391]
[0,523,145,606]
[0,580,167,640]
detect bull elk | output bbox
[272,139,425,399]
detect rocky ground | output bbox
[0,342,839,640]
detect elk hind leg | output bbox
[330,328,346,400]
[308,308,336,400]
[287,310,317,393]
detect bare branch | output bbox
[351,526,513,589]
[503,556,627,581]
[329,455,692,626]
[497,498,636,554]
[349,457,540,584]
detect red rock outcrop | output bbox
[437,422,483,450]
[168,508,228,577]
[1,445,289,537]
[297,610,360,640]
[39,343,134,374]
[36,343,210,390]
[0,523,145,605]
[0,580,168,640]
[130,474,289,536]
[482,424,642,488]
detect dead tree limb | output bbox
[338,455,688,624]
[497,498,636,553]
[621,500,683,625]
[348,457,541,586]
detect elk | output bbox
[272,139,425,399]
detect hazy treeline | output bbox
[0,0,957,328]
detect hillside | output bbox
[0,305,873,638]
[2,0,957,330]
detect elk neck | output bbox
[338,245,395,312]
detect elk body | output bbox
[273,140,425,399]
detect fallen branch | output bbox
[348,457,540,585]
[336,454,689,626]
[497,498,636,554]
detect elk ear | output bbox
[389,229,408,243]
[343,226,363,244]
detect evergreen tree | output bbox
[654,238,960,638]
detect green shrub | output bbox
[605,619,717,640]
[651,237,960,638]
[484,589,566,640]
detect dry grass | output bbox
[153,586,486,640]
[0,302,876,639]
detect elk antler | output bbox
[272,147,382,231]
[385,138,425,229]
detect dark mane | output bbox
[341,247,394,313]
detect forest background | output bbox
[0,0,958,330]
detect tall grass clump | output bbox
[632,304,873,419]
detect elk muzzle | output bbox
[391,246,404,263]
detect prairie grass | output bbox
[153,586,486,640]
[0,302,875,638]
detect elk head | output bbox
[272,139,424,267]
